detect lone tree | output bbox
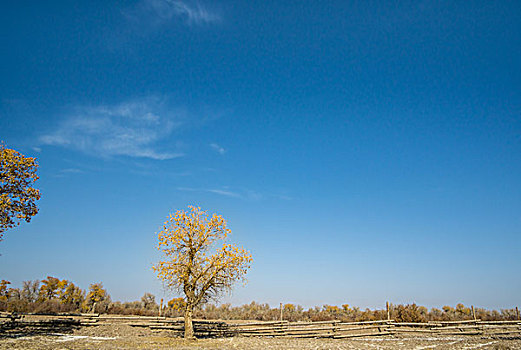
[153,206,252,338]
[0,143,40,241]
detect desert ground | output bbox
[1,324,519,350]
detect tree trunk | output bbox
[184,304,195,339]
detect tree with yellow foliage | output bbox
[153,206,252,338]
[167,297,186,312]
[0,280,10,302]
[39,276,61,301]
[0,143,40,241]
[85,283,110,313]
[0,280,10,311]
[58,281,85,308]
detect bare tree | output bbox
[22,280,40,303]
[141,293,156,310]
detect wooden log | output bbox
[433,319,480,324]
[228,321,288,327]
[236,326,286,333]
[235,326,284,331]
[22,314,73,319]
[286,320,340,326]
[338,320,392,326]
[284,331,334,337]
[152,319,184,324]
[426,325,481,331]
[336,325,385,332]
[239,332,285,337]
[391,325,478,333]
[193,319,228,324]
[98,315,167,321]
[285,325,335,331]
[283,326,335,333]
[284,332,333,338]
[390,322,438,327]
[15,319,77,325]
[391,321,480,327]
[482,324,521,329]
[0,315,22,321]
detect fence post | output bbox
[159,298,163,317]
[386,301,390,321]
[280,303,283,321]
[471,305,476,321]
[516,307,519,320]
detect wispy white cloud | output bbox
[207,189,241,198]
[132,0,221,27]
[210,143,226,155]
[60,168,83,174]
[176,187,291,201]
[52,167,84,178]
[177,187,241,198]
[40,97,184,160]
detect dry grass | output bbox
[1,324,520,350]
[2,335,521,350]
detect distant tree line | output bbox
[193,302,519,322]
[1,278,518,322]
[0,277,109,314]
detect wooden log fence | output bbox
[1,313,520,339]
[0,315,81,336]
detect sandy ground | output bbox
[1,324,520,349]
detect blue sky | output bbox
[1,0,520,310]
